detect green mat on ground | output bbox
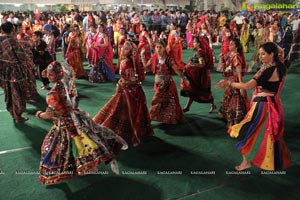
[0,46,299,200]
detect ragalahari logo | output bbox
[242,1,299,11]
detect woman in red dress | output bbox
[141,41,189,124]
[138,23,152,72]
[180,36,217,113]
[218,38,249,128]
[166,23,186,70]
[93,41,153,147]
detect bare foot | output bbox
[235,162,251,171]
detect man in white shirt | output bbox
[233,11,245,35]
[7,12,19,24]
[291,15,300,38]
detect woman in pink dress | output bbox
[186,20,194,49]
[84,23,97,66]
[89,23,116,82]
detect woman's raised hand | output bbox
[215,79,227,89]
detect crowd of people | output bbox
[1,7,299,184]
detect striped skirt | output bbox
[229,96,291,171]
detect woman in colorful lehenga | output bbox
[180,36,217,114]
[0,22,29,122]
[141,41,187,124]
[35,61,127,185]
[138,23,152,72]
[93,41,153,147]
[218,38,249,128]
[216,42,290,171]
[240,18,250,53]
[89,23,116,83]
[66,25,88,79]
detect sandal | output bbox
[15,117,29,123]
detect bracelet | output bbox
[229,80,233,87]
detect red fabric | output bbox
[138,31,151,72]
[115,35,127,73]
[88,15,95,28]
[267,79,285,141]
[132,43,145,82]
[93,33,114,72]
[199,36,214,69]
[93,58,152,145]
[149,54,183,124]
[167,32,186,70]
[151,53,159,74]
[180,66,213,103]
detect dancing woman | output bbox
[35,62,127,185]
[216,42,290,171]
[93,41,153,147]
[141,41,188,124]
[218,38,249,128]
[180,36,217,113]
[66,25,88,79]
[89,23,116,82]
[138,23,152,72]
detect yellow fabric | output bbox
[114,32,120,45]
[260,134,275,170]
[241,24,250,52]
[73,132,98,157]
[230,102,257,138]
